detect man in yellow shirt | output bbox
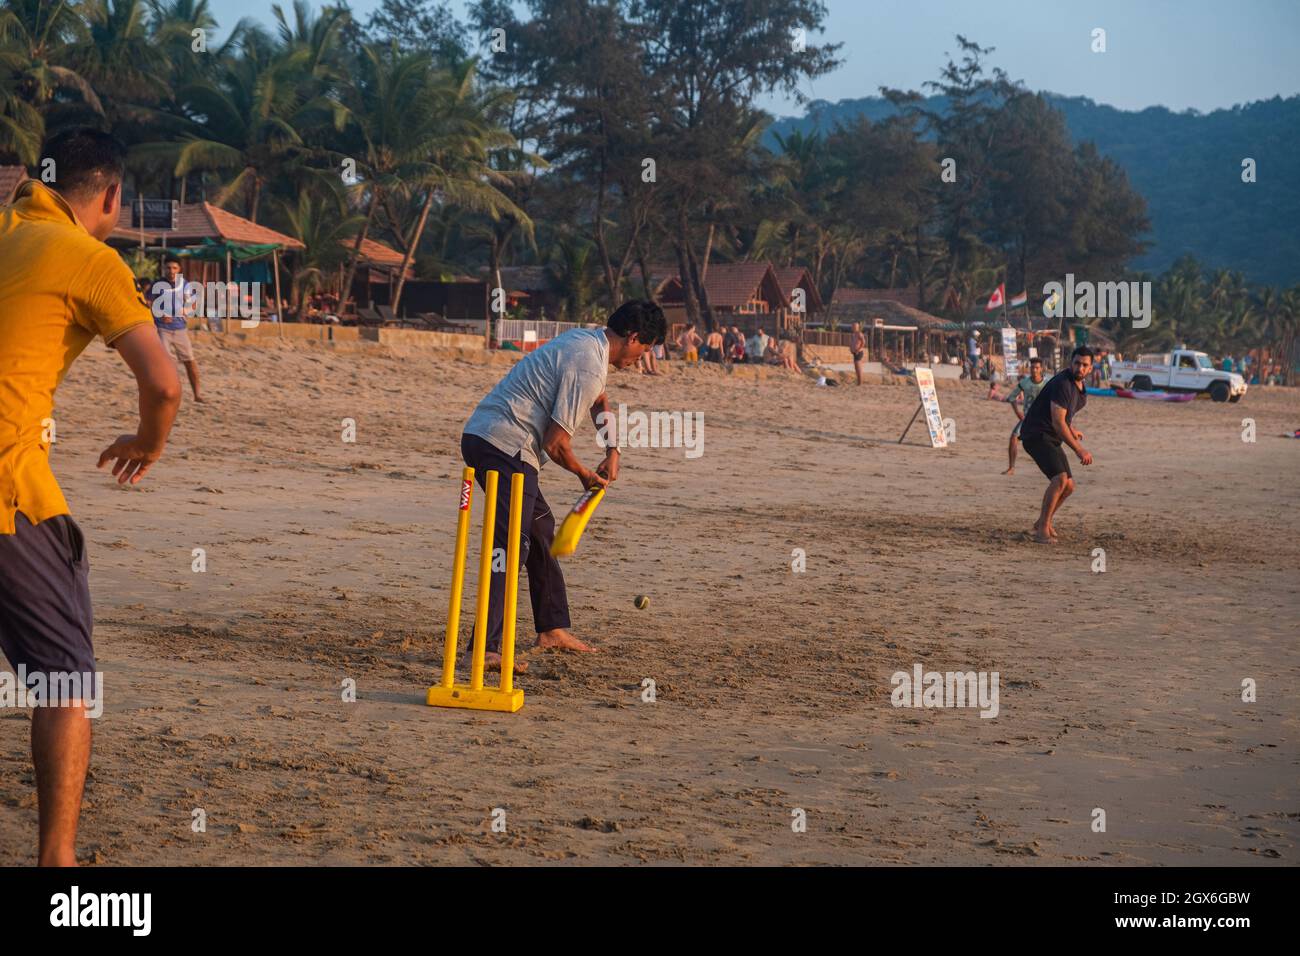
[0,128,181,866]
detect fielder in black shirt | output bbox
[1019,347,1095,543]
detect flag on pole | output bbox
[985,284,1005,311]
[1009,290,1027,308]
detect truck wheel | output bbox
[1209,381,1230,403]
[1132,375,1153,391]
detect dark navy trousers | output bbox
[460,433,571,651]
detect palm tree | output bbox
[388,58,528,312]
[74,0,172,120]
[1256,285,1300,386]
[0,50,44,162]
[546,234,598,323]
[145,0,225,88]
[335,43,519,310]
[166,33,325,222]
[758,129,825,268]
[0,0,102,161]
[275,180,365,305]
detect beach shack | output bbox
[829,289,950,364]
[108,199,303,325]
[655,261,791,335]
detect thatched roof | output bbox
[656,261,788,311]
[829,297,947,329]
[832,287,922,309]
[111,199,303,249]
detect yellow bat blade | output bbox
[550,486,606,558]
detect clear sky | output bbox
[209,0,1300,116]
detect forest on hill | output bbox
[769,91,1300,288]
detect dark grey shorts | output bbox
[0,511,94,683]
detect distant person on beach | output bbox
[154,257,204,402]
[730,325,746,363]
[722,326,739,366]
[704,328,724,363]
[851,323,866,385]
[676,323,701,365]
[1019,347,1094,543]
[966,330,980,379]
[779,337,798,370]
[460,300,665,667]
[638,341,660,375]
[746,328,769,364]
[764,334,780,364]
[0,128,182,865]
[1003,356,1047,475]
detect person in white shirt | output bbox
[151,257,204,402]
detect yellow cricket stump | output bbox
[427,467,525,713]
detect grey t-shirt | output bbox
[464,327,609,468]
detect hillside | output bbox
[767,93,1300,287]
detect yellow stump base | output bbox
[426,683,524,713]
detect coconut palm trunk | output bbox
[392,188,436,314]
[340,190,378,312]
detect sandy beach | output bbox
[1,332,1296,865]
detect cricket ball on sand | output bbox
[634,595,649,610]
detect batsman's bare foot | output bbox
[484,652,527,673]
[537,628,597,652]
[1003,466,1015,475]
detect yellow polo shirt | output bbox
[0,180,152,534]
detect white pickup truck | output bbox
[1110,349,1247,402]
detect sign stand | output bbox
[898,404,923,443]
[898,368,948,447]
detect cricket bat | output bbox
[550,485,606,558]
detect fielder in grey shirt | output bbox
[459,301,667,662]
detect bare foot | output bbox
[537,628,598,653]
[194,395,206,403]
[484,652,528,674]
[1003,466,1015,475]
[1033,531,1055,544]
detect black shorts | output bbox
[852,350,865,362]
[0,511,94,684]
[1021,434,1071,479]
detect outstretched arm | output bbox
[98,324,182,484]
